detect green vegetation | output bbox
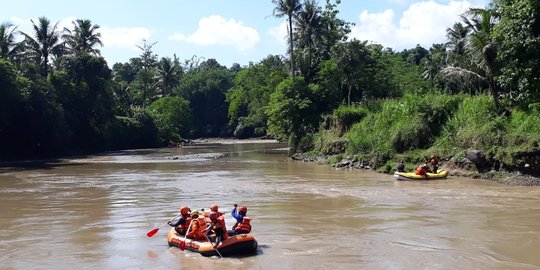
[0,0,538,177]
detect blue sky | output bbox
[1,0,487,68]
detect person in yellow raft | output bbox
[428,155,439,173]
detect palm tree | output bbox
[19,17,64,76]
[294,0,322,82]
[0,22,20,60]
[272,0,301,77]
[440,8,502,111]
[156,57,181,97]
[445,22,469,65]
[63,19,103,55]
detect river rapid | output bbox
[1,142,539,270]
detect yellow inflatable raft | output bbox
[394,170,449,181]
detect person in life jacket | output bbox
[209,204,226,229]
[428,155,439,173]
[206,211,228,244]
[201,204,224,218]
[168,206,191,235]
[185,210,209,241]
[415,164,429,177]
[397,160,405,172]
[230,204,252,235]
[210,204,224,217]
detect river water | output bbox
[1,142,539,270]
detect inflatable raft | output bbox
[394,170,448,181]
[167,228,258,257]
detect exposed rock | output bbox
[498,173,540,186]
[465,150,492,172]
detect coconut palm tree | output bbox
[272,0,301,77]
[445,22,469,65]
[156,57,181,97]
[19,17,64,76]
[0,22,20,60]
[294,0,323,82]
[440,8,502,111]
[63,19,103,55]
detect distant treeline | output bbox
[0,0,539,163]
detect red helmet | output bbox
[238,206,247,213]
[179,206,190,215]
[210,204,218,212]
[209,212,218,220]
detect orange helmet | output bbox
[210,204,218,212]
[239,206,247,213]
[209,212,218,220]
[179,206,190,215]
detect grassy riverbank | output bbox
[298,93,540,185]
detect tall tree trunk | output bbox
[288,14,295,78]
[488,79,501,113]
[348,84,352,105]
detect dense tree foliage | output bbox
[493,0,540,106]
[0,0,539,161]
[147,96,191,143]
[226,55,287,138]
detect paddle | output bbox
[178,219,194,251]
[146,213,182,237]
[201,219,224,258]
[204,232,223,258]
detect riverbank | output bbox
[190,138,279,144]
[290,152,540,186]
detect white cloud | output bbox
[100,26,153,50]
[168,15,260,51]
[267,20,288,47]
[350,0,482,50]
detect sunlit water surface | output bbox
[1,143,539,270]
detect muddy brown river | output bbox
[1,142,539,270]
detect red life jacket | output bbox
[234,216,252,234]
[415,166,427,176]
[212,219,228,240]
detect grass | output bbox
[310,93,540,171]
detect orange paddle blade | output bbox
[146,228,159,237]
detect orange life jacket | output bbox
[186,217,208,241]
[415,166,427,176]
[212,219,228,240]
[234,216,252,234]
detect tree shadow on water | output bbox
[0,159,86,173]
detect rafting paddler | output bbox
[209,204,224,217]
[415,164,429,178]
[206,211,228,245]
[186,210,209,241]
[230,204,252,235]
[168,206,191,235]
[428,155,439,173]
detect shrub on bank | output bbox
[307,93,540,176]
[346,93,461,155]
